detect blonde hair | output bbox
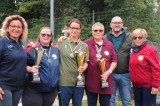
[1,15,28,40]
[131,28,147,39]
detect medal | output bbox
[70,53,74,58]
[96,54,102,59]
[67,37,81,59]
[47,58,52,63]
[95,44,103,59]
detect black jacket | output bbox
[105,31,132,74]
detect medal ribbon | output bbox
[41,46,51,58]
[68,37,81,53]
[95,44,103,55]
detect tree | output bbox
[0,0,16,25]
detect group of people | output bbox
[0,14,159,106]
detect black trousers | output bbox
[22,84,57,106]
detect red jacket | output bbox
[129,43,160,88]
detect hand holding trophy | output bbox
[32,48,45,83]
[75,51,87,87]
[97,58,109,88]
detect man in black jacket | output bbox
[105,16,132,106]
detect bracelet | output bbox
[108,70,112,74]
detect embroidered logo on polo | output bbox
[8,45,13,49]
[138,55,144,61]
[78,46,82,52]
[22,45,25,49]
[52,54,57,59]
[64,44,68,49]
[104,51,109,55]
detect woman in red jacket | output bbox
[129,28,160,106]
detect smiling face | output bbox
[131,28,147,46]
[39,28,52,46]
[132,33,145,46]
[69,22,81,38]
[92,25,104,42]
[7,20,23,41]
[110,16,123,34]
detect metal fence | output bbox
[27,8,160,58]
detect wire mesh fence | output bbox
[27,8,160,58]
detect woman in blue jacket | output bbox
[22,27,60,106]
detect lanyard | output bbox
[95,44,103,59]
[95,44,103,54]
[68,37,81,53]
[41,46,51,58]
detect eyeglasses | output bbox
[41,33,52,37]
[132,36,143,40]
[111,22,123,25]
[9,25,22,30]
[93,30,104,32]
[69,27,81,30]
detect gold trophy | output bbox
[32,48,45,83]
[75,51,87,87]
[97,58,109,88]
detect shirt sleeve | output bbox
[0,40,4,61]
[110,43,117,63]
[147,48,160,88]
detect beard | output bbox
[114,30,121,33]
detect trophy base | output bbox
[101,82,109,88]
[31,77,41,83]
[76,81,85,87]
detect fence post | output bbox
[50,0,54,40]
[93,10,95,24]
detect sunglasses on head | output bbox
[132,36,143,40]
[41,33,52,37]
[93,30,104,32]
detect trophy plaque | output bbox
[75,51,87,87]
[31,48,45,83]
[97,58,109,88]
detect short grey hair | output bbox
[92,22,104,31]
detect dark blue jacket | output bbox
[26,43,60,92]
[0,36,27,90]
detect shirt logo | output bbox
[22,45,25,49]
[138,55,144,61]
[52,54,57,59]
[78,46,82,52]
[8,45,13,49]
[104,51,109,55]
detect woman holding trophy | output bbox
[57,18,89,106]
[22,27,60,106]
[84,22,117,106]
[0,15,28,106]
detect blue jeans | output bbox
[110,73,131,106]
[58,86,84,106]
[0,89,23,106]
[133,85,156,106]
[86,90,111,106]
